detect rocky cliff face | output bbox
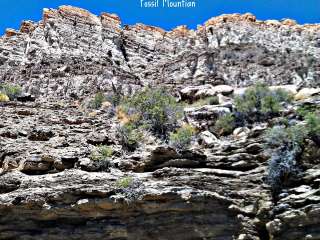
[1,6,320,98]
[1,5,320,240]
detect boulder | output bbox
[21,155,53,174]
[195,85,234,99]
[233,127,250,139]
[184,105,231,128]
[198,131,218,147]
[233,87,247,96]
[185,105,217,117]
[180,85,212,101]
[101,101,112,110]
[294,88,320,101]
[180,85,234,102]
[79,158,110,172]
[87,132,112,145]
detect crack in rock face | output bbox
[0,5,320,240]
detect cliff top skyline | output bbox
[0,0,320,34]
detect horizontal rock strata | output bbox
[1,5,320,240]
[1,6,320,99]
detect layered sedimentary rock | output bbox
[1,6,320,240]
[0,101,271,240]
[1,6,320,99]
[1,98,319,240]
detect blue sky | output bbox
[0,0,320,34]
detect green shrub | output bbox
[273,117,289,127]
[214,113,236,136]
[261,95,281,114]
[265,125,307,149]
[297,105,316,118]
[116,176,134,188]
[265,112,320,196]
[0,83,22,100]
[106,92,122,107]
[117,123,144,151]
[264,125,308,196]
[274,88,293,103]
[120,87,183,138]
[89,145,113,171]
[235,83,293,122]
[89,92,105,109]
[305,113,320,141]
[115,176,144,203]
[90,145,113,161]
[169,124,196,150]
[208,96,220,105]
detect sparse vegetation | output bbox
[89,92,105,109]
[120,87,183,138]
[273,88,294,103]
[261,95,281,114]
[117,122,144,151]
[116,176,134,188]
[273,116,289,127]
[169,124,196,150]
[115,176,145,204]
[305,112,320,136]
[296,105,317,118]
[90,145,113,171]
[264,124,308,196]
[235,83,293,122]
[0,83,22,100]
[305,112,320,144]
[208,96,220,105]
[106,92,122,107]
[214,113,236,136]
[90,145,113,161]
[105,82,123,107]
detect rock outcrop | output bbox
[0,100,271,240]
[1,5,320,240]
[1,6,320,99]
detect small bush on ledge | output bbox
[297,105,318,118]
[264,124,308,197]
[117,122,144,152]
[235,83,293,123]
[120,87,183,139]
[116,176,134,188]
[305,112,320,144]
[89,92,105,109]
[214,113,236,136]
[90,145,113,171]
[90,145,113,160]
[115,176,145,204]
[169,124,196,150]
[0,83,22,100]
